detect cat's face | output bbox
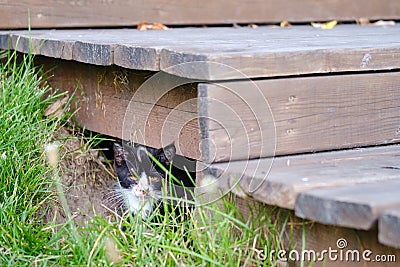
[112,142,176,220]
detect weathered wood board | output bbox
[36,57,200,159]
[201,145,400,210]
[1,0,400,29]
[379,207,400,249]
[295,180,400,230]
[2,25,400,79]
[160,29,400,80]
[198,72,400,163]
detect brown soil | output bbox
[45,126,116,225]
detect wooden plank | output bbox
[1,25,400,79]
[160,25,400,80]
[202,145,400,210]
[295,180,400,230]
[1,0,400,29]
[73,41,113,66]
[198,72,400,163]
[0,28,245,68]
[0,31,9,49]
[0,29,135,63]
[379,207,400,249]
[36,57,200,159]
[114,28,251,70]
[114,45,159,71]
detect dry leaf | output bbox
[373,20,395,27]
[44,94,69,118]
[232,22,241,28]
[280,21,292,28]
[356,18,370,25]
[137,21,169,31]
[311,20,338,30]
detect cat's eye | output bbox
[149,176,158,184]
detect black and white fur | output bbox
[111,142,176,220]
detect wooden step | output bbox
[204,144,400,209]
[1,26,399,162]
[379,207,400,249]
[203,144,400,247]
[2,25,400,80]
[295,180,400,230]
[2,22,400,251]
[1,0,399,29]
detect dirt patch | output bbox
[45,126,116,225]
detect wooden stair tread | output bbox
[295,180,400,230]
[1,25,400,80]
[205,145,400,210]
[379,207,400,249]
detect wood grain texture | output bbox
[199,72,400,163]
[203,145,400,210]
[160,25,400,79]
[379,207,400,249]
[1,0,400,29]
[36,57,200,159]
[295,180,400,230]
[1,25,400,79]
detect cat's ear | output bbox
[163,142,176,161]
[156,142,176,165]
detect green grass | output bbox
[0,49,294,266]
[0,49,61,263]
